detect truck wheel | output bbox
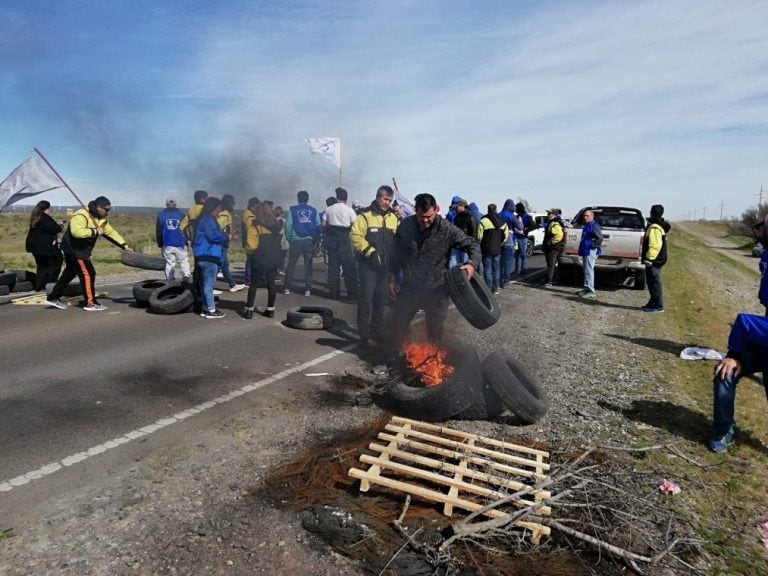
[445,266,500,330]
[633,271,646,290]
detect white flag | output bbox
[0,154,63,211]
[394,188,415,218]
[306,137,341,169]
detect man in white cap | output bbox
[156,197,191,282]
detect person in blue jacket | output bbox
[709,313,768,452]
[156,197,191,282]
[283,190,320,296]
[193,196,228,319]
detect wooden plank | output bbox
[348,467,550,537]
[358,454,551,516]
[391,416,550,457]
[361,422,410,492]
[378,432,545,480]
[368,442,552,501]
[384,424,550,473]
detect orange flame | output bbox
[402,341,454,387]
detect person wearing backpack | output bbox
[641,204,671,313]
[476,203,509,294]
[283,190,320,296]
[242,203,284,319]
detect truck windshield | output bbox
[593,210,644,229]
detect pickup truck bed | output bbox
[558,206,646,289]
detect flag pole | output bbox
[338,137,343,187]
[33,148,88,211]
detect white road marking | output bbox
[0,344,356,494]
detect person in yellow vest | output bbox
[45,196,133,311]
[216,194,245,292]
[180,189,208,246]
[542,208,566,287]
[241,196,260,287]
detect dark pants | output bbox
[390,285,450,346]
[246,255,277,309]
[285,238,314,291]
[33,252,63,291]
[325,229,357,299]
[645,265,663,308]
[219,247,236,287]
[545,248,561,284]
[49,254,97,305]
[356,261,390,342]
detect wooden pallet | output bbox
[348,416,552,543]
[11,292,108,306]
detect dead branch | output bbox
[667,445,713,469]
[597,442,674,452]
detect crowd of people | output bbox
[20,189,766,454]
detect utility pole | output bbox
[702,206,706,220]
[758,185,765,206]
[718,200,726,220]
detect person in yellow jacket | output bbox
[241,196,260,286]
[242,203,284,319]
[641,204,671,313]
[476,203,509,294]
[180,189,208,246]
[215,194,245,292]
[542,208,566,287]
[350,185,399,347]
[45,196,133,311]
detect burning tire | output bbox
[482,352,548,424]
[286,306,334,330]
[148,283,194,315]
[133,279,171,307]
[377,345,481,422]
[121,251,166,271]
[445,266,500,330]
[453,381,506,421]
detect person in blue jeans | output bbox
[499,199,516,287]
[709,313,768,452]
[476,203,508,294]
[192,196,228,318]
[284,190,320,296]
[577,210,602,298]
[512,202,536,276]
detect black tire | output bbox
[46,281,83,297]
[148,283,194,314]
[133,279,171,307]
[445,266,500,330]
[11,280,34,293]
[453,381,506,421]
[121,251,166,271]
[285,306,334,330]
[10,269,36,284]
[377,346,481,422]
[0,285,9,296]
[633,271,646,291]
[0,272,16,288]
[557,265,578,286]
[483,352,548,424]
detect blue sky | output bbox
[2,0,767,220]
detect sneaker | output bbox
[544,283,553,288]
[641,306,664,313]
[304,289,311,297]
[212,289,223,295]
[243,307,254,319]
[283,288,291,295]
[229,284,246,293]
[83,302,108,311]
[492,289,500,295]
[708,431,735,453]
[581,291,596,299]
[203,309,225,319]
[263,308,275,318]
[45,299,67,310]
[216,272,224,279]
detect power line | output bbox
[718,200,726,220]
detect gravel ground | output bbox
[1,249,760,575]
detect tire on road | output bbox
[121,251,166,271]
[148,283,194,315]
[452,381,506,421]
[445,265,500,330]
[133,279,171,307]
[482,351,548,424]
[285,306,334,330]
[376,346,481,422]
[0,271,16,289]
[0,285,9,296]
[11,280,34,293]
[46,281,83,297]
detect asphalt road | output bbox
[0,254,544,521]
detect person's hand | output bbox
[370,251,385,269]
[96,226,104,236]
[714,357,741,380]
[389,281,400,296]
[644,260,653,267]
[461,263,475,280]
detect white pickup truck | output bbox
[558,206,647,289]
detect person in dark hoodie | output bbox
[641,204,672,313]
[193,196,228,319]
[476,203,509,294]
[242,202,284,319]
[25,200,64,291]
[45,196,133,311]
[389,193,481,346]
[499,199,517,287]
[448,198,476,267]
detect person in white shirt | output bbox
[322,187,359,300]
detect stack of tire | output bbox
[132,279,194,314]
[376,347,548,424]
[0,269,37,296]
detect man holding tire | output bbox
[389,193,481,346]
